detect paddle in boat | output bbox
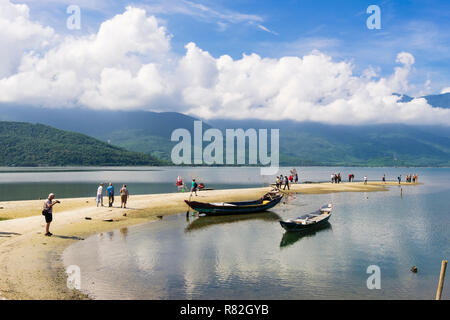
[185,191,283,216]
[279,204,333,232]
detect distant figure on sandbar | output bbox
[96,183,104,207]
[176,176,184,192]
[382,174,386,183]
[191,179,198,196]
[283,175,290,190]
[275,176,281,189]
[364,176,368,184]
[397,175,402,184]
[107,183,115,207]
[120,184,129,208]
[42,193,60,237]
[295,173,299,184]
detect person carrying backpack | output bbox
[191,179,198,196]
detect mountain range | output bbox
[1,92,449,167]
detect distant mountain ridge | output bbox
[0,121,165,166]
[395,92,450,108]
[1,91,450,167]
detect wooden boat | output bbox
[279,204,333,232]
[185,191,283,216]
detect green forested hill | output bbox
[2,104,450,167]
[0,121,165,166]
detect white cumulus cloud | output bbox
[0,1,449,126]
[0,0,54,77]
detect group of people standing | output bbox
[275,173,299,190]
[405,173,419,183]
[330,173,419,184]
[41,183,130,237]
[397,173,418,184]
[331,173,342,183]
[96,183,129,208]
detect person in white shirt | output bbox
[96,183,104,207]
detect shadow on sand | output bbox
[0,231,21,237]
[52,234,85,240]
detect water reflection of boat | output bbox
[280,222,332,248]
[185,191,283,216]
[185,211,281,232]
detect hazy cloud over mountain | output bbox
[0,1,449,125]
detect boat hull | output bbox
[280,214,331,232]
[185,194,283,216]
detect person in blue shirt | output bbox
[106,183,115,207]
[191,179,198,196]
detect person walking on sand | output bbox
[96,183,104,207]
[295,173,299,184]
[382,174,386,183]
[120,184,129,208]
[42,193,60,237]
[397,175,402,184]
[107,183,115,207]
[283,175,290,190]
[364,176,368,184]
[191,179,198,196]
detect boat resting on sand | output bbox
[185,191,283,216]
[279,204,333,232]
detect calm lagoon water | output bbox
[0,166,443,201]
[0,166,268,201]
[60,167,450,300]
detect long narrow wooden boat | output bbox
[280,204,333,232]
[185,192,283,216]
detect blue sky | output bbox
[17,0,450,95]
[2,0,449,125]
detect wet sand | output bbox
[0,181,416,300]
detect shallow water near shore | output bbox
[63,168,450,299]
